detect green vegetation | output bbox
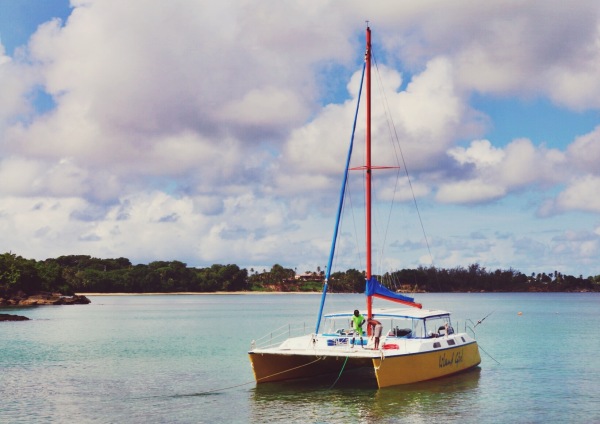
[0,253,247,296]
[0,252,598,297]
[383,263,599,293]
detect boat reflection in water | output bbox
[250,368,481,423]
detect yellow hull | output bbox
[374,342,481,387]
[248,352,372,383]
[249,342,480,388]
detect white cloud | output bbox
[500,139,556,187]
[0,157,46,195]
[448,140,504,168]
[566,125,600,174]
[437,179,506,204]
[278,57,482,202]
[398,58,463,140]
[371,0,600,109]
[0,156,92,197]
[0,43,37,129]
[441,138,566,204]
[2,0,600,277]
[371,58,483,170]
[217,86,310,130]
[553,176,600,213]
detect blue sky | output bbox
[0,0,70,54]
[472,96,599,148]
[1,1,600,278]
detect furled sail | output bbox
[365,277,422,309]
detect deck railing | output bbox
[250,322,310,349]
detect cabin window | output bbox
[433,342,441,348]
[412,319,425,338]
[424,315,453,338]
[461,337,466,343]
[447,339,455,346]
[390,318,425,338]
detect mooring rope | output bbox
[328,356,350,389]
[478,343,501,365]
[373,349,385,371]
[192,357,326,395]
[466,311,500,365]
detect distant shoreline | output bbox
[78,291,322,296]
[77,290,598,296]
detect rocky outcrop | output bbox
[0,292,91,306]
[0,313,30,321]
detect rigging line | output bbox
[330,61,367,287]
[478,343,501,365]
[192,357,326,396]
[361,48,399,275]
[347,178,363,271]
[371,50,435,268]
[330,182,345,290]
[370,50,403,269]
[331,178,364,290]
[371,174,396,278]
[328,356,350,389]
[340,172,365,278]
[362,53,401,276]
[474,310,495,327]
[467,311,495,329]
[357,157,368,270]
[369,171,384,275]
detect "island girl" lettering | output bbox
[438,349,464,368]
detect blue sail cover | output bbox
[365,277,422,308]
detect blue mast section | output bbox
[314,62,366,334]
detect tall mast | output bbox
[365,25,373,320]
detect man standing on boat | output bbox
[351,310,365,348]
[367,317,383,350]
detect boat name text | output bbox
[439,350,464,368]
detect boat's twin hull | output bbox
[249,351,372,383]
[373,341,480,387]
[249,342,481,388]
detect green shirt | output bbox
[352,314,365,331]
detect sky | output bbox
[1,1,600,278]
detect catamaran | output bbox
[248,25,481,388]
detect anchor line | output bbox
[373,350,385,371]
[329,356,350,389]
[191,357,326,395]
[478,343,501,365]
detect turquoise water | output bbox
[1,293,599,423]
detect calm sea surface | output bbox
[1,292,599,423]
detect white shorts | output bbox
[373,324,383,337]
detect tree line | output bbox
[0,252,598,297]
